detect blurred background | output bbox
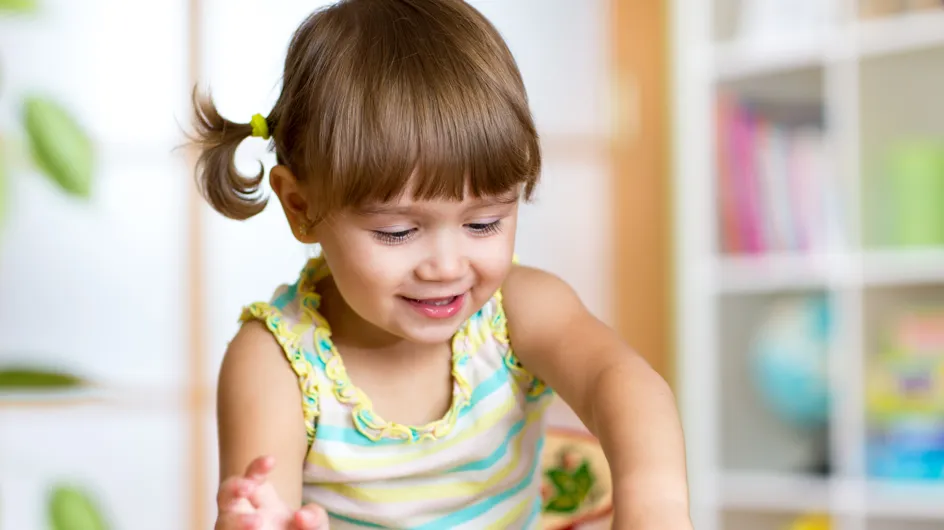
[2,0,944,529]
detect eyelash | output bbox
[466,220,503,236]
[371,220,503,245]
[373,228,416,245]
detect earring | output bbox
[298,219,312,237]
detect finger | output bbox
[243,455,275,483]
[217,477,255,509]
[293,503,330,530]
[248,481,283,509]
[215,511,262,530]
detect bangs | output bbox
[280,0,541,220]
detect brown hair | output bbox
[190,0,541,222]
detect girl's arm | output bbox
[502,265,692,530]
[216,320,310,509]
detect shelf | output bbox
[714,248,944,293]
[712,35,829,81]
[865,480,944,520]
[677,2,944,529]
[712,10,944,81]
[857,10,944,59]
[720,472,944,519]
[721,472,944,519]
[719,471,837,512]
[715,253,845,293]
[861,247,944,286]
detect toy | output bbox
[750,294,832,430]
[49,484,110,530]
[866,307,944,479]
[884,140,944,247]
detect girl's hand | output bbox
[215,456,330,530]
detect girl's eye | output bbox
[466,220,503,236]
[372,228,416,245]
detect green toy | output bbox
[23,96,95,198]
[0,367,84,389]
[886,140,944,247]
[0,0,36,13]
[48,484,110,530]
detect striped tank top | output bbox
[240,256,555,529]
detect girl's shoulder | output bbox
[499,263,595,359]
[500,263,581,324]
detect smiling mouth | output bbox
[401,295,461,306]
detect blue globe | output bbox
[750,294,832,429]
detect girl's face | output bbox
[313,191,519,345]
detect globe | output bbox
[750,294,832,429]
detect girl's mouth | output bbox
[400,294,465,319]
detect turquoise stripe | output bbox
[307,348,326,371]
[326,511,388,528]
[313,368,511,447]
[272,281,299,310]
[522,496,542,529]
[414,436,545,529]
[315,425,410,446]
[471,366,510,403]
[448,416,526,472]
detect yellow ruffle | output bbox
[239,301,321,446]
[490,289,551,401]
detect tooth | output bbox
[425,297,453,306]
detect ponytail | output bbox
[189,87,269,220]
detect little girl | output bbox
[193,1,691,529]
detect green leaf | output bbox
[544,493,580,514]
[573,462,595,497]
[22,95,94,198]
[0,367,84,388]
[48,484,110,530]
[0,0,36,13]
[546,468,577,494]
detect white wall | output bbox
[0,0,190,390]
[0,0,191,528]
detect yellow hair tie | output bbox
[250,113,270,140]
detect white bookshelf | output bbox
[671,1,944,529]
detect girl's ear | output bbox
[269,165,319,244]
